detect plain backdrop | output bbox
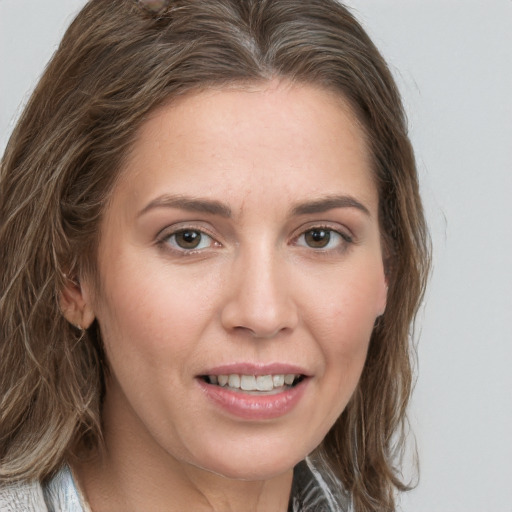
[1,1,511,511]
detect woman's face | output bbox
[84,81,387,480]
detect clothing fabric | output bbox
[0,466,89,512]
[289,459,348,512]
[0,459,347,511]
[43,463,91,512]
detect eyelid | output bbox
[156,223,222,253]
[292,221,353,240]
[291,223,354,250]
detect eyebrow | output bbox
[138,195,232,218]
[291,195,371,217]
[138,193,370,219]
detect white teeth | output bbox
[256,375,274,391]
[207,373,300,391]
[273,374,285,387]
[284,374,296,385]
[228,374,240,388]
[240,375,256,391]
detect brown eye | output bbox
[304,229,331,248]
[296,228,350,250]
[173,230,206,250]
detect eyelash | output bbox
[156,225,353,255]
[293,225,353,251]
[156,226,219,255]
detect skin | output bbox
[64,80,388,512]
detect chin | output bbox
[204,461,295,482]
[189,445,304,481]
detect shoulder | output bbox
[0,465,85,512]
[0,479,48,512]
[291,458,351,512]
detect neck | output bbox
[73,451,293,512]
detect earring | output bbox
[69,321,86,333]
[73,324,87,342]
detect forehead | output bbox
[111,80,377,219]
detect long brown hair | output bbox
[0,1,430,510]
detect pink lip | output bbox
[196,363,310,421]
[198,362,310,377]
[198,378,308,420]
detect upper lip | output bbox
[198,362,311,377]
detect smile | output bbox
[203,373,304,393]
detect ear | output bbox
[376,267,389,318]
[60,277,95,329]
[376,245,392,317]
[377,277,388,317]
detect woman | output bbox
[0,0,430,510]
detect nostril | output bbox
[219,265,299,338]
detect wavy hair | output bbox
[0,1,430,510]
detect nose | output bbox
[220,247,299,339]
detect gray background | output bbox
[1,1,511,510]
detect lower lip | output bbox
[197,379,308,420]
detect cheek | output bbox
[305,267,383,338]
[92,258,223,370]
[301,264,384,383]
[298,279,379,438]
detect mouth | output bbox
[200,373,306,395]
[198,371,309,420]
